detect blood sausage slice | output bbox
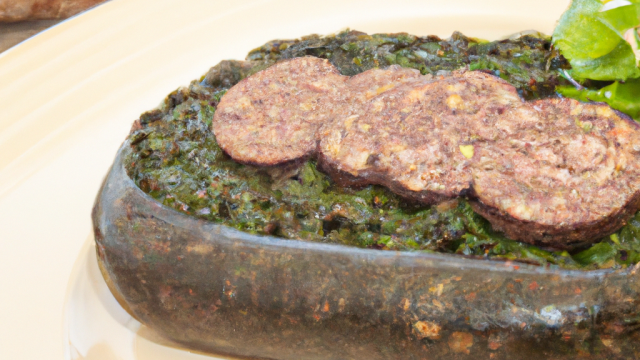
[213,58,640,248]
[212,56,347,166]
[469,99,640,249]
[319,70,523,203]
[316,65,425,185]
[213,59,423,166]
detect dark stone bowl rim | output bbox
[113,141,631,280]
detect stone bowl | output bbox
[92,142,640,359]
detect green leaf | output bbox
[554,0,624,59]
[557,77,640,119]
[553,0,640,80]
[598,2,639,36]
[573,242,617,266]
[570,40,640,80]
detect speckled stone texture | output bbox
[93,143,640,360]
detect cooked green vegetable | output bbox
[553,0,640,118]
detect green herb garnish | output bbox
[553,0,640,119]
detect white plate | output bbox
[0,0,570,358]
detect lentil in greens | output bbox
[125,30,640,270]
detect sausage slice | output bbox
[469,99,640,249]
[213,58,640,249]
[213,59,422,166]
[212,56,347,166]
[319,70,523,203]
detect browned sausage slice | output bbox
[213,59,423,166]
[469,99,640,249]
[213,57,640,248]
[212,56,347,166]
[319,70,523,203]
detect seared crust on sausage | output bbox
[469,99,640,249]
[469,192,640,250]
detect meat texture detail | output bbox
[214,57,422,166]
[212,56,640,249]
